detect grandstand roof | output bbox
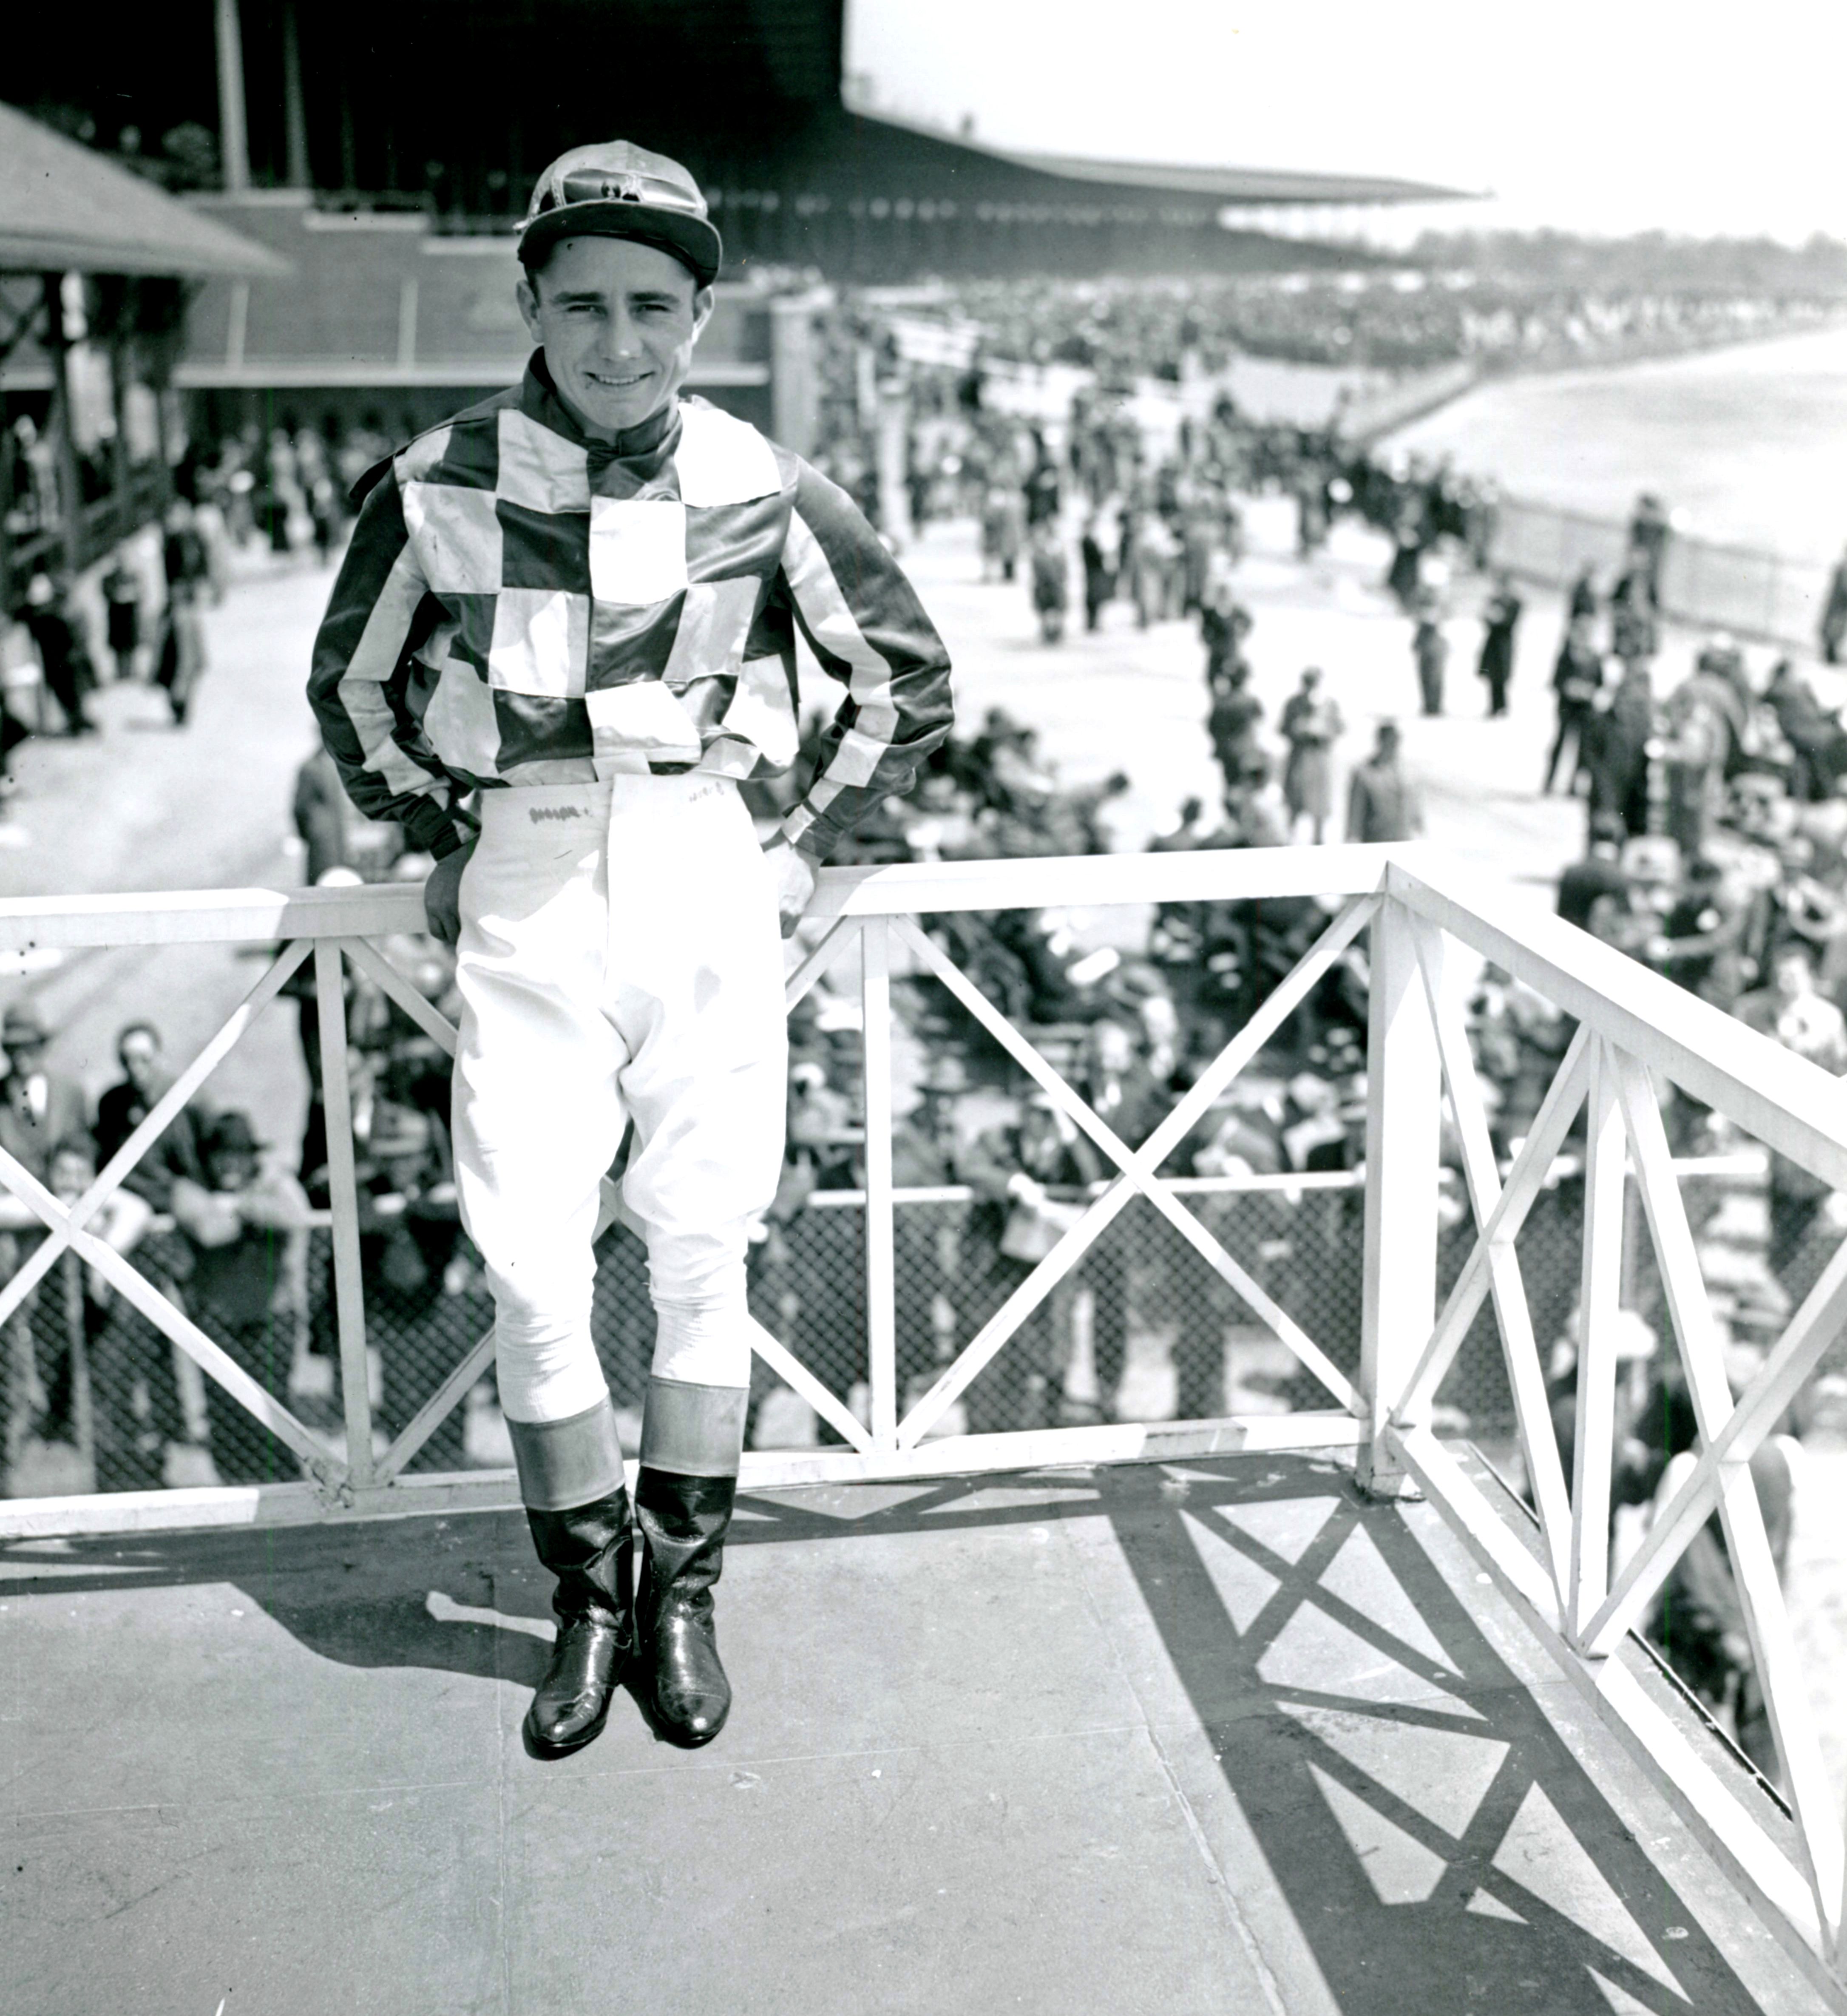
[855,108,1472,210]
[0,105,287,279]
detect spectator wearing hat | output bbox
[1737,944,1847,1296]
[1075,1020,1164,1420]
[1412,599,1448,717]
[19,575,98,736]
[1544,613,1604,795]
[1206,661,1263,798]
[1029,520,1069,644]
[1660,649,1746,861]
[1582,658,1656,839]
[1280,667,1343,845]
[1627,494,1672,606]
[957,1092,1108,1434]
[1568,563,1599,625]
[0,1004,85,1484]
[1764,658,1844,803]
[1822,543,1847,667]
[1346,722,1424,845]
[0,1002,88,1186]
[291,747,353,887]
[1475,573,1522,718]
[1557,824,1631,934]
[1608,554,1658,668]
[308,136,951,1758]
[1647,858,1753,1012]
[169,1111,310,1485]
[101,555,142,687]
[1079,509,1118,633]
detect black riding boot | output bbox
[635,1376,748,1748]
[510,1400,634,1760]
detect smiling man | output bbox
[308,141,952,1759]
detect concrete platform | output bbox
[0,1453,1831,2015]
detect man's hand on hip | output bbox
[763,837,819,940]
[423,842,475,948]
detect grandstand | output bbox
[4,1,1465,445]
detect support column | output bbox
[875,380,911,551]
[0,412,16,610]
[769,291,823,460]
[215,0,251,194]
[1357,895,1442,1496]
[281,0,311,190]
[1569,1038,1626,1639]
[42,275,83,578]
[861,917,897,1449]
[107,316,133,545]
[314,941,378,1492]
[337,75,357,192]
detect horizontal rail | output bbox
[1390,860,1847,1193]
[0,884,430,952]
[806,845,1406,918]
[0,845,1414,953]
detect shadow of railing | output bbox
[0,1452,1780,2014]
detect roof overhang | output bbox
[0,105,290,280]
[852,106,1474,209]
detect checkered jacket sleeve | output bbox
[773,460,953,861]
[306,465,478,860]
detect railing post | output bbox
[1569,1037,1624,1640]
[1358,894,1441,1496]
[314,940,377,1496]
[61,1247,95,1489]
[861,916,898,1451]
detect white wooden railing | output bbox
[3,847,1847,1997]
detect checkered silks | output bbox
[308,369,953,859]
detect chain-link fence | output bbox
[7,1150,1837,1497]
[1489,494,1831,653]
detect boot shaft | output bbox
[636,1468,736,1611]
[525,1487,635,1625]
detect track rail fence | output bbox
[1489,494,1834,653]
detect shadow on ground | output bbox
[0,1456,1773,2014]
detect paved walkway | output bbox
[896,498,1588,908]
[1,1453,1829,2016]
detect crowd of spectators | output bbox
[7,332,1847,1787]
[0,367,1766,1489]
[0,409,406,794]
[939,267,1843,380]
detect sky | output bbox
[845,0,1847,243]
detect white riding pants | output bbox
[452,774,787,1426]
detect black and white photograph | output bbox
[6,3,1847,2009]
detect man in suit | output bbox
[93,1022,208,1211]
[0,1002,88,1184]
